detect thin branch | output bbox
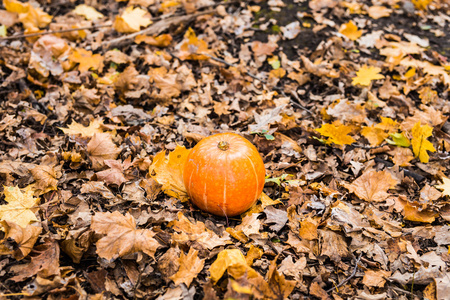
[0,24,112,41]
[327,253,363,293]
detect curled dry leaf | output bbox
[91,211,161,260]
[0,220,42,260]
[209,249,258,283]
[30,165,59,194]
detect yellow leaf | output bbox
[17,3,52,30]
[73,4,104,20]
[69,48,104,73]
[361,117,399,146]
[339,20,362,41]
[209,249,258,283]
[169,248,205,287]
[412,0,432,10]
[178,28,212,60]
[113,6,152,33]
[315,123,356,145]
[260,192,282,209]
[59,119,104,137]
[3,0,28,13]
[435,177,450,197]
[352,65,385,86]
[149,146,191,201]
[411,121,435,163]
[0,186,40,228]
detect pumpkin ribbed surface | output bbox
[183,133,265,217]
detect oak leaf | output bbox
[169,248,205,287]
[344,170,397,202]
[411,121,435,163]
[149,146,190,200]
[69,48,104,73]
[91,211,160,260]
[339,20,362,41]
[59,119,104,137]
[73,4,104,20]
[0,186,40,228]
[113,6,152,33]
[352,65,385,86]
[209,249,258,283]
[87,133,122,170]
[315,123,356,145]
[0,221,42,260]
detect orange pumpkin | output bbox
[183,133,265,217]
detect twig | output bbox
[390,285,415,297]
[102,9,215,49]
[0,24,112,41]
[326,253,362,293]
[205,54,313,115]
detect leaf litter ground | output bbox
[0,0,450,299]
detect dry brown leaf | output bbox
[362,269,391,287]
[87,133,121,170]
[169,248,205,287]
[0,221,42,260]
[30,165,59,194]
[96,160,128,186]
[299,217,319,240]
[344,170,398,202]
[91,211,161,260]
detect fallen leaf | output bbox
[411,121,436,163]
[344,170,398,202]
[87,133,122,170]
[30,165,59,194]
[319,230,350,262]
[113,6,152,33]
[435,177,450,197]
[315,122,356,145]
[339,20,362,41]
[149,145,190,200]
[264,206,288,232]
[59,119,104,137]
[135,34,172,47]
[178,27,212,60]
[69,48,104,73]
[91,211,160,260]
[362,269,391,287]
[352,65,385,86]
[73,4,104,20]
[299,217,319,240]
[0,221,42,260]
[367,6,392,19]
[96,159,128,186]
[0,186,40,228]
[209,249,258,283]
[169,248,205,287]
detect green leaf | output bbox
[264,134,275,140]
[386,132,410,147]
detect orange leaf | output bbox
[339,20,362,41]
[69,48,104,73]
[352,65,385,86]
[344,170,398,202]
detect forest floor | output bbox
[0,0,450,299]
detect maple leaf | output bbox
[69,49,104,73]
[435,177,450,197]
[352,65,385,86]
[91,211,161,260]
[411,121,436,163]
[59,119,104,137]
[73,4,104,20]
[209,249,258,283]
[4,0,52,30]
[169,248,205,287]
[0,221,42,260]
[9,238,60,282]
[0,186,40,228]
[339,20,362,41]
[113,6,152,33]
[412,0,432,10]
[344,170,398,202]
[96,159,128,186]
[361,117,399,146]
[178,28,212,60]
[315,123,356,145]
[87,133,122,170]
[135,34,173,47]
[149,146,190,200]
[30,165,59,194]
[169,212,231,249]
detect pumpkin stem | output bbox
[217,141,230,151]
